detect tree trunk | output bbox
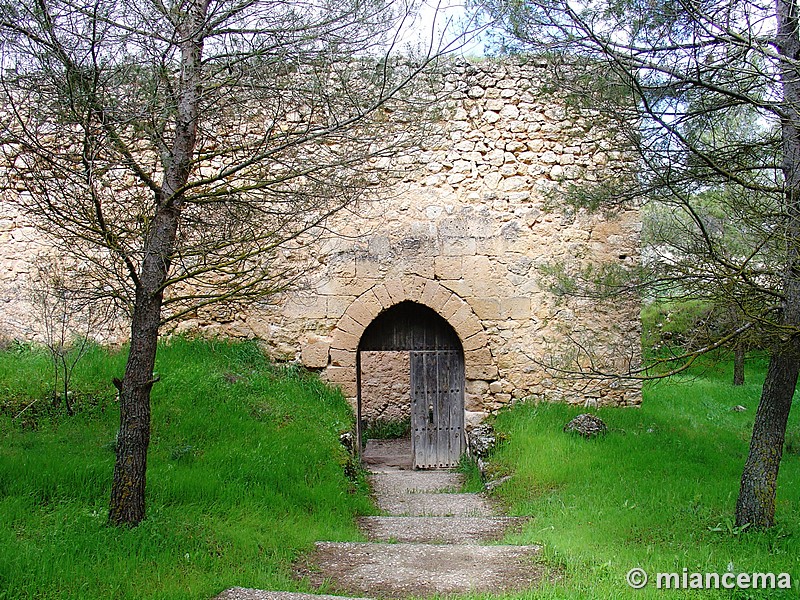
[107,1,207,526]
[108,290,160,526]
[108,208,180,526]
[733,343,745,386]
[735,354,798,528]
[734,0,800,529]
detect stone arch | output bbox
[322,276,496,399]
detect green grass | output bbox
[0,338,371,600]
[486,354,800,598]
[3,341,799,599]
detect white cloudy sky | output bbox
[394,0,489,57]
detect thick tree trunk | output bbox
[734,0,800,529]
[735,355,798,528]
[733,343,745,386]
[108,208,180,526]
[108,290,160,525]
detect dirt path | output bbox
[216,439,542,600]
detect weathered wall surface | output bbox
[360,351,411,424]
[0,203,47,339]
[0,59,642,422]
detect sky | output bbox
[395,0,490,58]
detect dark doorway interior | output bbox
[357,301,465,469]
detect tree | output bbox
[28,257,115,415]
[485,0,799,528]
[0,0,472,526]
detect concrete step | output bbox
[214,591,372,600]
[368,471,495,517]
[358,516,527,543]
[362,439,412,471]
[306,542,542,598]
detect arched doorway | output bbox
[358,301,465,469]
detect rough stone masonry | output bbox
[0,59,642,426]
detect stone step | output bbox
[369,471,463,493]
[362,439,412,471]
[306,542,543,598]
[214,590,372,600]
[376,490,493,516]
[358,516,527,543]
[369,471,494,516]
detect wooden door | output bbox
[410,349,464,468]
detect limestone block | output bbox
[463,330,490,352]
[323,365,354,384]
[345,298,381,328]
[434,256,463,279]
[284,295,327,319]
[465,393,484,412]
[466,379,490,395]
[301,338,330,369]
[454,312,483,339]
[540,150,558,164]
[331,328,360,352]
[421,281,452,314]
[483,172,502,189]
[320,277,379,298]
[493,393,513,404]
[356,258,383,279]
[441,293,466,319]
[485,99,505,111]
[464,411,489,431]
[337,381,358,398]
[327,295,357,319]
[448,300,477,329]
[500,104,520,119]
[447,173,467,185]
[442,279,472,298]
[500,176,528,192]
[405,275,428,303]
[337,313,364,337]
[440,238,476,256]
[384,278,406,305]
[466,362,498,380]
[372,284,393,308]
[329,348,356,368]
[465,346,493,366]
[327,254,356,278]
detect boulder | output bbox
[563,413,607,438]
[467,424,496,458]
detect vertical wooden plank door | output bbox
[410,350,464,468]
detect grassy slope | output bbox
[487,355,800,599]
[0,339,371,600]
[2,342,798,599]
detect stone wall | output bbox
[360,351,411,424]
[0,58,642,423]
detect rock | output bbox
[339,431,355,455]
[484,475,512,492]
[563,413,608,438]
[467,424,496,458]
